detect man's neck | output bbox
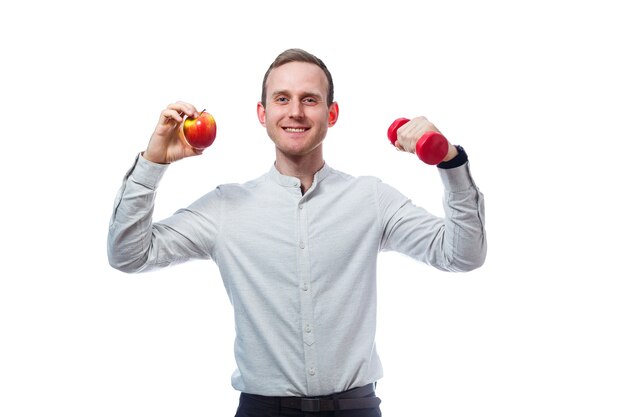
[274,151,324,194]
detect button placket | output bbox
[296,197,319,393]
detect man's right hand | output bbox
[143,101,204,164]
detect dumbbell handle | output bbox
[387,118,449,165]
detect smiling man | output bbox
[257,58,338,194]
[108,48,487,416]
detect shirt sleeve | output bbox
[107,153,220,273]
[377,160,486,272]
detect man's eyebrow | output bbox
[271,90,323,100]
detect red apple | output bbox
[183,110,217,149]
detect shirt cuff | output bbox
[437,147,476,192]
[127,152,169,190]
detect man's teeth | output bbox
[285,128,306,132]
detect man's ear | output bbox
[257,102,266,126]
[328,102,339,127]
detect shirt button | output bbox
[299,203,304,210]
[302,283,309,291]
[308,367,316,376]
[305,324,312,333]
[299,241,305,249]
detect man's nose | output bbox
[289,101,304,118]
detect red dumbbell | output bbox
[387,118,449,165]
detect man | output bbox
[108,48,486,416]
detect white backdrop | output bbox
[1,1,624,416]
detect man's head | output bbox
[257,49,339,161]
[261,48,334,107]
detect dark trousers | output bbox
[234,385,382,417]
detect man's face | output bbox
[257,61,338,159]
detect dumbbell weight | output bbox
[387,118,449,165]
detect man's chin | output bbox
[275,144,323,159]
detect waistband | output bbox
[241,384,381,413]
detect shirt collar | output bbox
[268,162,332,189]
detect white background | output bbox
[1,0,625,416]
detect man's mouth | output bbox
[283,127,308,133]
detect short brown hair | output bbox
[261,48,334,107]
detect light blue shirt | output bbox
[108,154,486,396]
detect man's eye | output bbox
[303,98,317,104]
[276,97,289,103]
